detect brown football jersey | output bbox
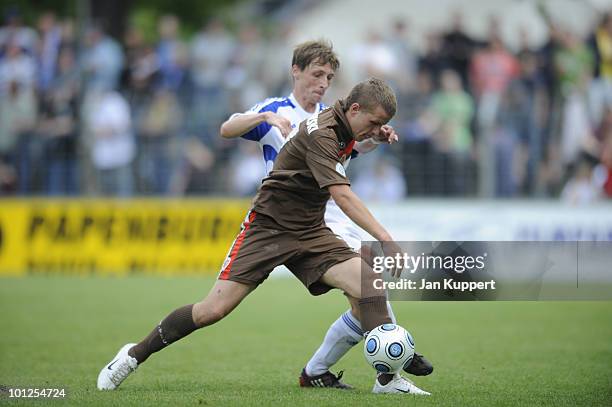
[253,100,356,230]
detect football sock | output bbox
[378,373,394,385]
[387,301,397,324]
[304,301,397,375]
[358,296,392,333]
[305,310,362,376]
[129,304,197,364]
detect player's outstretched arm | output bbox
[220,111,292,138]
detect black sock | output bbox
[378,373,395,385]
[129,304,197,364]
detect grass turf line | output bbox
[0,276,611,406]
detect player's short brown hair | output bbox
[292,40,340,72]
[345,77,397,118]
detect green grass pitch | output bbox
[1,275,611,406]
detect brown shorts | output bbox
[218,210,359,295]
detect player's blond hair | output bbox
[346,77,397,118]
[292,40,340,71]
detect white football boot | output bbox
[372,373,431,395]
[97,343,138,390]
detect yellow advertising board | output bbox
[0,199,250,276]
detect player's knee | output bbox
[192,302,229,327]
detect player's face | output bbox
[346,104,391,141]
[292,62,335,106]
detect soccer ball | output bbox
[363,323,415,374]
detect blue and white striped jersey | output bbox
[231,93,325,174]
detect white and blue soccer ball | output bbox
[363,323,415,374]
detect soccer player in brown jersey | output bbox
[219,40,431,392]
[97,78,431,395]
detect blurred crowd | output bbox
[1,6,612,204]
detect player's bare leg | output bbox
[192,279,255,327]
[97,280,254,390]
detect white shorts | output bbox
[324,198,370,251]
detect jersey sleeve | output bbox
[227,109,272,142]
[305,131,351,189]
[234,100,283,142]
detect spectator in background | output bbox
[440,10,478,90]
[81,24,124,92]
[0,80,38,194]
[470,33,519,197]
[385,19,417,92]
[534,3,565,196]
[191,18,234,95]
[39,45,80,195]
[419,31,445,87]
[136,89,182,195]
[0,39,36,93]
[226,24,267,111]
[517,27,536,61]
[555,30,594,99]
[494,52,545,197]
[0,7,37,54]
[555,30,595,174]
[156,15,188,92]
[587,13,612,127]
[122,26,158,155]
[123,29,158,118]
[397,70,436,195]
[84,89,135,196]
[261,22,294,96]
[36,11,62,93]
[429,69,475,195]
[122,25,153,89]
[353,158,406,202]
[431,70,475,155]
[470,34,520,129]
[0,40,38,194]
[190,18,234,131]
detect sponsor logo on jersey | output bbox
[306,113,320,134]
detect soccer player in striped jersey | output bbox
[219,40,432,393]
